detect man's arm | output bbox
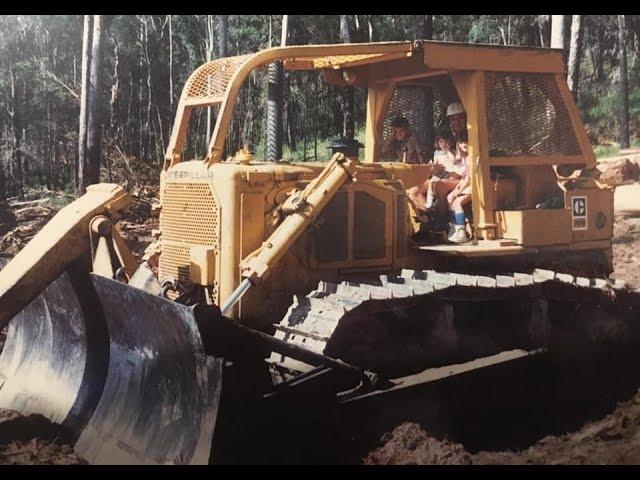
[380,136,396,155]
[410,136,426,163]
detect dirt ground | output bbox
[611,184,640,290]
[367,180,640,465]
[367,372,640,465]
[366,389,640,465]
[0,190,157,465]
[0,410,86,465]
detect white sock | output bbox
[425,194,434,209]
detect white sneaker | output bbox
[448,227,470,244]
[447,223,456,237]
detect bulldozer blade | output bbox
[0,260,109,434]
[73,273,222,465]
[0,258,222,465]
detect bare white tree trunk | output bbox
[77,14,92,194]
[339,14,352,43]
[85,15,106,191]
[550,15,565,49]
[218,15,228,57]
[339,15,354,141]
[537,15,550,47]
[618,15,630,149]
[205,15,215,148]
[281,15,289,46]
[567,15,583,100]
[168,15,173,107]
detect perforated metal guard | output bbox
[184,55,252,101]
[381,85,450,156]
[311,53,389,69]
[159,182,220,293]
[486,72,581,157]
[383,86,428,145]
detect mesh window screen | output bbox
[380,79,457,161]
[486,73,581,157]
[383,86,430,145]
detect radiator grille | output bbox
[159,181,220,286]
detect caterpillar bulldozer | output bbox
[1,40,639,464]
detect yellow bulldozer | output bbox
[0,40,638,464]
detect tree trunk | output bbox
[127,72,133,153]
[9,65,24,197]
[367,16,375,42]
[632,16,640,72]
[84,15,106,191]
[168,15,173,107]
[339,15,355,141]
[594,19,605,86]
[281,15,289,46]
[538,15,550,47]
[77,14,92,194]
[21,80,29,180]
[618,15,630,149]
[550,15,565,50]
[219,15,229,58]
[46,101,52,190]
[567,15,583,101]
[0,162,5,200]
[425,15,434,40]
[426,16,434,160]
[205,15,215,148]
[340,14,352,43]
[109,41,120,136]
[138,19,143,160]
[143,18,152,161]
[412,15,433,40]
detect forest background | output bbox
[0,15,637,199]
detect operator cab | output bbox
[362,53,610,268]
[163,40,614,277]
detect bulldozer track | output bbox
[269,268,635,377]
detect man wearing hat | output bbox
[446,102,467,141]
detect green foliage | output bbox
[593,137,640,158]
[0,14,637,199]
[593,143,621,158]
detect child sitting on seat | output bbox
[446,136,473,244]
[424,134,456,209]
